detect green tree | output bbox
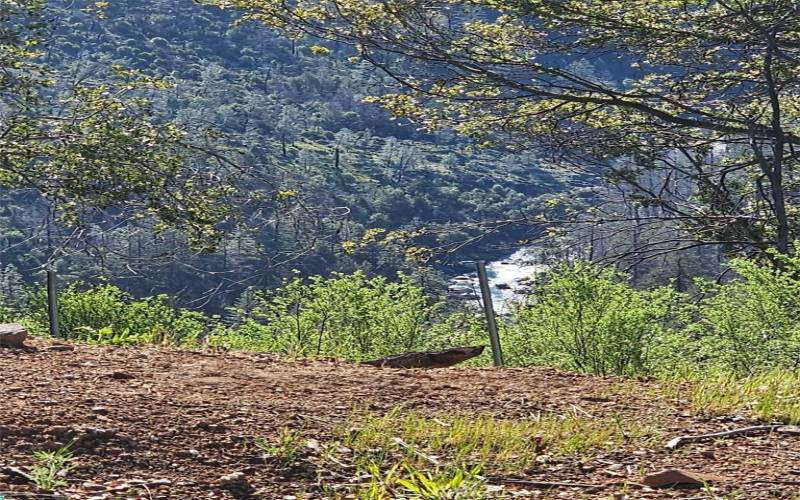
[1,1,235,247]
[220,0,800,258]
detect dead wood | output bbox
[665,425,790,449]
[748,479,800,486]
[487,477,605,489]
[362,345,486,369]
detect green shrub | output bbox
[693,252,800,374]
[27,283,221,345]
[506,262,680,375]
[220,271,447,360]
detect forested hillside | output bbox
[0,0,603,309]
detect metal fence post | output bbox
[476,260,504,366]
[47,269,60,338]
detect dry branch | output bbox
[487,477,604,489]
[665,425,787,449]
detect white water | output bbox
[447,247,547,313]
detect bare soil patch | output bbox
[1,339,799,498]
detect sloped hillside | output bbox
[1,339,798,499]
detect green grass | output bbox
[316,408,659,498]
[357,462,488,500]
[28,441,76,491]
[690,369,800,424]
[337,408,653,475]
[255,427,304,468]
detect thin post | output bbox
[47,269,60,338]
[476,260,504,366]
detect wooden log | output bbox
[363,346,486,369]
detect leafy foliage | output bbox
[11,252,800,380]
[507,262,679,375]
[221,271,448,359]
[1,1,236,246]
[225,0,800,257]
[26,283,220,345]
[0,0,568,310]
[692,253,800,374]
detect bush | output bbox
[220,271,447,359]
[27,283,221,345]
[505,262,680,375]
[693,253,800,374]
[17,255,800,379]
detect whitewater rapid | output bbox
[447,247,546,313]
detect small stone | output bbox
[91,406,110,415]
[82,481,106,491]
[218,471,248,488]
[642,469,727,489]
[45,425,73,437]
[107,482,132,493]
[0,324,27,348]
[109,371,135,380]
[38,440,66,451]
[197,422,226,432]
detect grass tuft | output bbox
[690,370,800,424]
[339,408,651,475]
[255,426,304,468]
[29,440,76,491]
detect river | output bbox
[447,247,547,313]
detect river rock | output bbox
[0,324,27,348]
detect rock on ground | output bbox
[0,323,27,348]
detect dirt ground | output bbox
[2,338,800,499]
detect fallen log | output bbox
[362,346,486,369]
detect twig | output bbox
[747,479,800,486]
[392,437,440,466]
[487,477,604,489]
[665,425,783,449]
[0,493,67,499]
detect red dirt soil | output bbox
[1,338,799,499]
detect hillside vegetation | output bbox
[4,0,800,497]
[0,0,578,310]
